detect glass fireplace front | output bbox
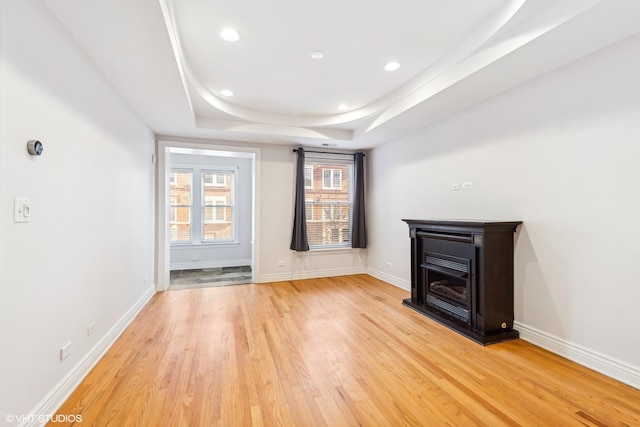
[422,252,471,323]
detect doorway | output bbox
[156,140,260,291]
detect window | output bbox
[169,168,236,244]
[168,170,192,242]
[204,173,226,187]
[305,160,352,248]
[322,169,342,189]
[304,165,313,188]
[202,171,234,241]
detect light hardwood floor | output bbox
[52,275,640,426]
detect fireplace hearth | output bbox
[402,219,522,345]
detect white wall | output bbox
[0,0,155,422]
[367,34,640,387]
[169,153,252,270]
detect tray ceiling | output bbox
[44,0,640,148]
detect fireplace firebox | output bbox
[402,219,521,345]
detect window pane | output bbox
[304,166,313,188]
[203,172,233,198]
[305,163,352,247]
[203,207,232,240]
[203,206,230,222]
[169,207,191,241]
[170,171,191,205]
[202,171,234,241]
[203,172,229,187]
[333,170,342,189]
[323,169,331,188]
[169,171,192,242]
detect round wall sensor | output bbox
[27,140,43,156]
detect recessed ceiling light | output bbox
[384,61,401,71]
[310,51,325,60]
[220,89,234,97]
[220,28,240,42]
[337,104,349,111]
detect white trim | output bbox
[257,266,366,283]
[366,267,411,291]
[170,258,252,271]
[22,286,156,427]
[514,321,640,390]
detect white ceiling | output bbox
[43,0,640,149]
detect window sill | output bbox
[171,242,240,249]
[300,246,365,255]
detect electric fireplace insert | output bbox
[402,219,522,345]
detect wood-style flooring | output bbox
[51,275,640,426]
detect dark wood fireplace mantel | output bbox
[402,219,522,345]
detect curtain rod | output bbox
[292,149,365,157]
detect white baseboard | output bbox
[22,285,156,427]
[515,321,640,390]
[258,266,366,283]
[170,259,251,271]
[366,267,410,291]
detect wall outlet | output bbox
[386,262,392,269]
[462,182,473,189]
[60,342,72,360]
[278,260,285,267]
[451,183,461,191]
[87,322,95,336]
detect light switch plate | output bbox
[14,197,30,223]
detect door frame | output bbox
[156,139,260,291]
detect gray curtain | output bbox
[290,148,309,251]
[352,151,367,248]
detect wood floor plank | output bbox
[50,275,640,426]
